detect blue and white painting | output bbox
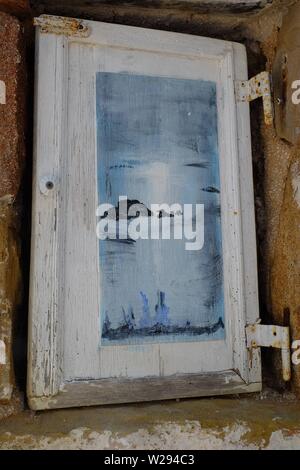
[96,72,224,345]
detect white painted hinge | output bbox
[34,15,90,38]
[246,323,291,382]
[235,71,273,126]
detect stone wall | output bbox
[0,0,299,416]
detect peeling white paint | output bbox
[268,430,300,450]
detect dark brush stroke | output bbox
[101,199,178,220]
[185,162,209,169]
[109,164,134,169]
[100,199,152,220]
[105,238,136,245]
[201,186,220,193]
[102,317,225,341]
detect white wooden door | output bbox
[28,15,261,410]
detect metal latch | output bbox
[235,71,273,126]
[246,323,291,382]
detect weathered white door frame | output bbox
[28,15,261,410]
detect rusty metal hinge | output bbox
[246,323,291,382]
[235,71,273,126]
[34,15,90,38]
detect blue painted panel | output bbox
[96,72,224,345]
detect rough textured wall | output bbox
[0,0,29,16]
[0,0,300,418]
[266,1,300,394]
[0,10,25,412]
